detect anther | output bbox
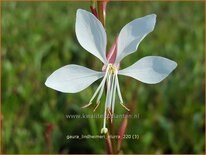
[93,101,100,112]
[120,102,130,111]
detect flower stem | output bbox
[97,0,108,27]
[108,110,117,153]
[105,132,113,154]
[117,113,128,153]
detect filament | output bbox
[112,74,117,113]
[105,73,112,108]
[82,67,109,108]
[115,73,130,111]
[115,73,123,103]
[107,74,115,109]
[96,74,107,103]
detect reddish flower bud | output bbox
[90,6,98,18]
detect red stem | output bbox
[117,113,129,153]
[105,132,113,154]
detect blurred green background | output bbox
[1,1,205,154]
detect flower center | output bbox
[108,64,117,74]
[82,63,129,134]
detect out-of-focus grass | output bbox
[1,1,205,154]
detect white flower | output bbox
[45,9,177,134]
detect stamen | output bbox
[112,74,117,113]
[108,74,115,110]
[82,67,109,108]
[93,101,100,112]
[96,74,107,103]
[94,73,107,111]
[120,102,130,111]
[107,108,112,118]
[81,102,93,109]
[115,74,123,103]
[107,107,113,123]
[81,82,103,108]
[115,74,130,111]
[105,73,112,108]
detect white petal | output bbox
[45,65,104,93]
[118,56,177,84]
[75,9,107,64]
[115,14,156,64]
